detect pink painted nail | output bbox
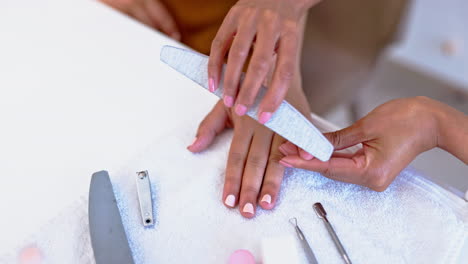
[235,104,247,116]
[300,151,314,160]
[225,194,236,207]
[279,160,293,168]
[242,203,254,214]
[259,112,272,124]
[209,78,215,92]
[224,96,234,107]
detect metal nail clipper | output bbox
[136,171,154,227]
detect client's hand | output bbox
[280,97,468,191]
[100,0,181,40]
[188,100,287,218]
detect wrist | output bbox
[431,97,468,163]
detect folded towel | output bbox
[2,118,467,264]
[114,120,468,264]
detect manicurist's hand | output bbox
[280,97,468,191]
[208,0,320,124]
[100,0,181,40]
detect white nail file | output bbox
[160,45,333,161]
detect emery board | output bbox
[160,45,333,161]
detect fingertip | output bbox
[258,112,272,124]
[224,95,234,108]
[278,144,288,156]
[170,32,181,41]
[208,78,216,93]
[259,194,275,210]
[234,104,247,116]
[186,137,198,151]
[241,203,256,218]
[224,194,236,208]
[187,136,211,153]
[279,142,298,156]
[299,149,314,160]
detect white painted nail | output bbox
[261,194,272,204]
[243,203,254,214]
[225,194,236,207]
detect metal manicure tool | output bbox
[289,217,319,264]
[313,203,352,264]
[136,170,154,227]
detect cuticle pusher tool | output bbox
[313,203,351,264]
[289,217,319,264]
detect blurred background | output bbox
[299,0,468,197]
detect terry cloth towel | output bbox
[1,117,467,264]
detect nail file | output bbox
[160,45,333,162]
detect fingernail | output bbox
[242,203,254,214]
[224,96,234,107]
[187,137,197,148]
[278,145,287,155]
[225,194,236,207]
[300,151,314,160]
[209,78,215,92]
[280,142,295,154]
[235,104,247,116]
[171,32,181,40]
[261,194,272,204]
[259,112,272,124]
[279,159,293,168]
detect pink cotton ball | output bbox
[18,245,43,264]
[228,249,256,264]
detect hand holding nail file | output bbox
[160,46,333,161]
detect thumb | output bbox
[188,101,229,153]
[325,122,367,150]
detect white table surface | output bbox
[0,0,216,251]
[0,0,466,262]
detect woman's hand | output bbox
[100,0,181,40]
[208,0,320,124]
[280,97,468,191]
[188,100,288,218]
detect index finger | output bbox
[258,32,298,119]
[280,154,367,185]
[208,12,237,93]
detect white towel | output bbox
[2,118,467,264]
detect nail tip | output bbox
[225,194,236,207]
[258,112,272,124]
[242,203,255,214]
[235,104,247,116]
[261,194,272,204]
[223,96,234,107]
